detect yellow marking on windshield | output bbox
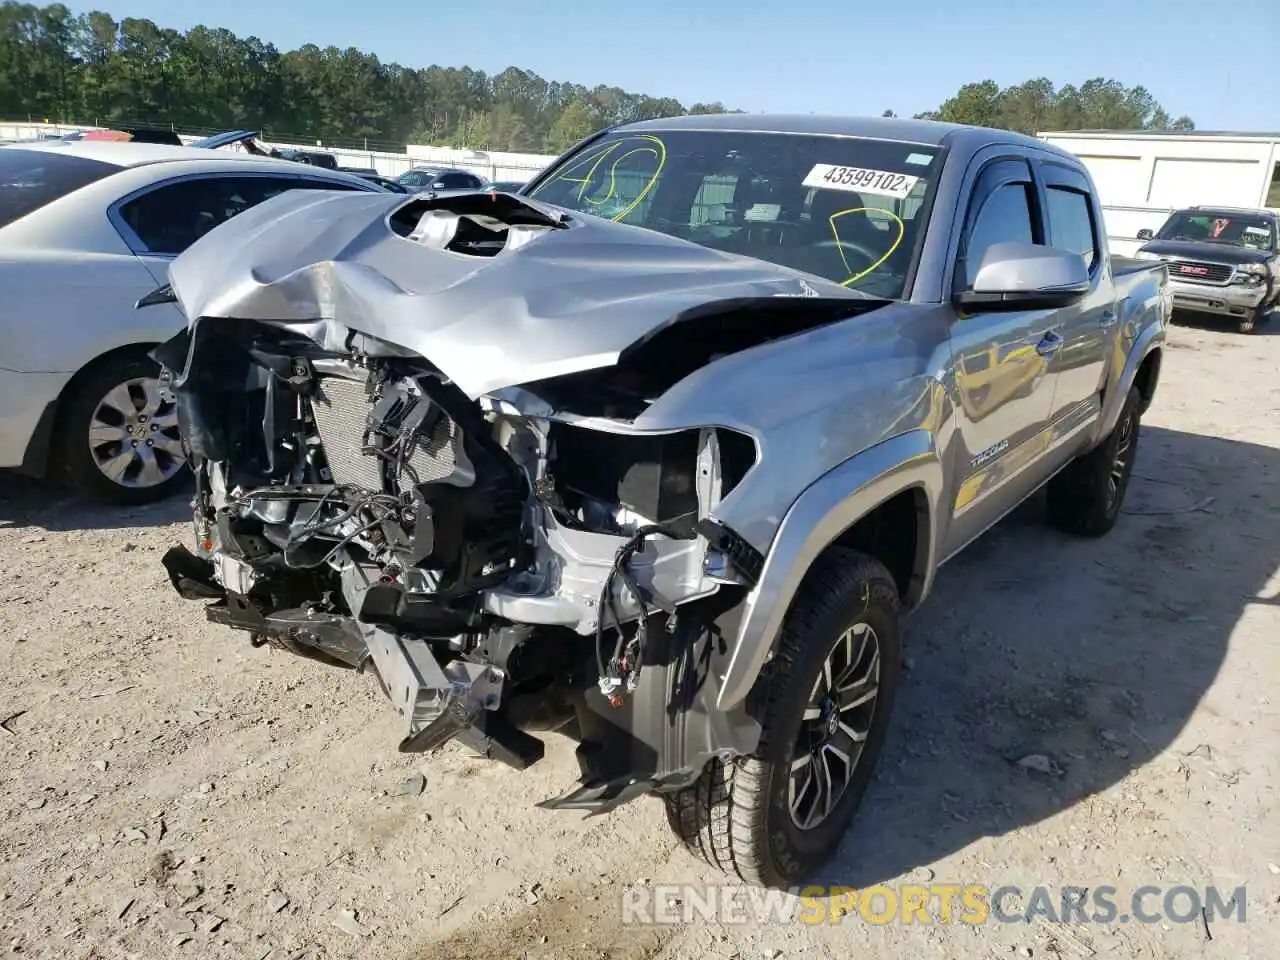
[601,138,666,222]
[529,135,667,223]
[528,141,618,198]
[825,207,905,286]
[574,142,624,202]
[581,147,647,207]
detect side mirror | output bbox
[136,283,178,309]
[1136,228,1154,241]
[955,242,1090,311]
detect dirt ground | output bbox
[2,316,1278,960]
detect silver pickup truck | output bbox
[151,114,1170,888]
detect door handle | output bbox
[1099,309,1118,327]
[1035,330,1064,356]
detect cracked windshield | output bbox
[529,130,939,299]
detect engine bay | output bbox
[157,318,764,806]
[144,185,891,809]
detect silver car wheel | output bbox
[86,376,185,489]
[788,620,881,831]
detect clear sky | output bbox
[81,0,1280,132]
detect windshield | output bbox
[1156,211,1276,252]
[397,170,436,185]
[190,132,244,149]
[0,148,122,229]
[527,129,942,299]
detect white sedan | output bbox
[0,139,384,504]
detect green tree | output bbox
[0,4,1195,150]
[916,80,1002,128]
[451,103,533,152]
[915,76,1195,136]
[544,99,598,153]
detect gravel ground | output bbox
[1,317,1278,960]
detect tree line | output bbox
[906,78,1194,134]
[0,2,1194,155]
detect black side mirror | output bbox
[136,283,177,309]
[1136,228,1154,241]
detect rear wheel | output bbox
[663,549,902,887]
[1046,384,1141,537]
[55,353,189,505]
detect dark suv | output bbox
[395,166,485,193]
[1135,206,1279,333]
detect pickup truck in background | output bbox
[151,114,1170,888]
[1134,205,1279,333]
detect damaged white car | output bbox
[152,115,1167,887]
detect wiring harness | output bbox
[594,523,682,705]
[224,486,405,572]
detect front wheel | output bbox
[663,549,903,887]
[55,353,190,505]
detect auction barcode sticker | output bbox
[803,164,919,199]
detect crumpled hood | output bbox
[166,189,870,399]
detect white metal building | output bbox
[1036,130,1280,255]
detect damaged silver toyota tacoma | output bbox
[148,115,1170,887]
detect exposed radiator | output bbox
[310,376,474,492]
[310,376,380,489]
[400,406,476,493]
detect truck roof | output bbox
[614,115,1085,168]
[1040,129,1280,141]
[1186,205,1278,219]
[618,112,1074,161]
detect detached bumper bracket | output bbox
[359,623,506,754]
[160,545,224,600]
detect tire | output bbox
[663,549,903,888]
[54,351,190,506]
[1045,384,1141,538]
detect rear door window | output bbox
[0,148,123,229]
[115,174,359,256]
[1045,186,1098,270]
[438,171,482,189]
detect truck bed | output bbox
[1111,253,1160,277]
[1109,255,1169,334]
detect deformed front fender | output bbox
[714,429,944,713]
